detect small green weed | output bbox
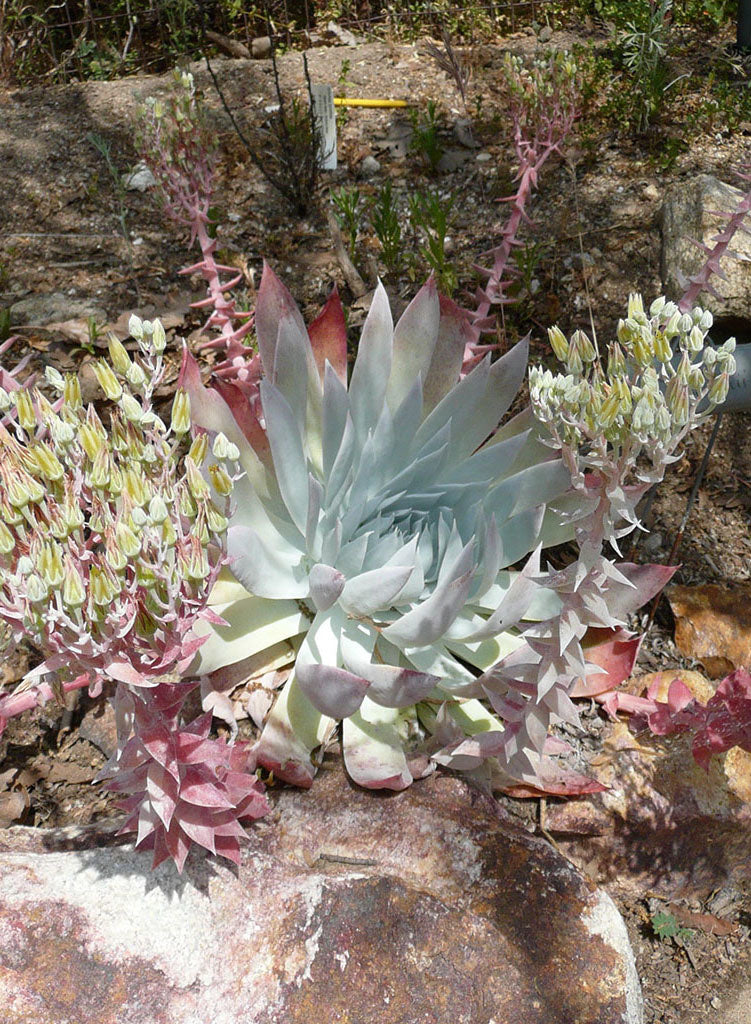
[87,132,130,248]
[331,186,363,261]
[409,100,444,173]
[370,181,403,277]
[408,189,456,295]
[651,910,694,944]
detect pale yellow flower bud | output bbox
[29,443,64,482]
[208,463,233,497]
[598,391,622,429]
[114,521,141,558]
[63,374,82,411]
[128,314,144,340]
[126,362,147,389]
[653,330,672,364]
[188,434,209,465]
[0,521,15,555]
[212,432,240,461]
[38,542,65,589]
[14,389,36,433]
[206,503,228,534]
[78,422,105,461]
[62,557,86,608]
[151,319,167,354]
[122,467,150,506]
[571,329,596,363]
[27,573,48,604]
[171,389,191,436]
[709,371,729,406]
[627,293,644,319]
[547,325,569,362]
[90,564,115,606]
[44,366,65,392]
[120,394,144,424]
[185,457,210,500]
[93,360,123,402]
[107,333,131,374]
[148,494,169,523]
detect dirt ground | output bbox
[2,21,751,1023]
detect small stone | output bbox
[251,35,271,59]
[643,183,660,201]
[123,162,156,192]
[642,531,663,554]
[453,117,478,148]
[10,293,106,327]
[669,582,751,678]
[326,20,359,46]
[476,151,493,163]
[359,155,381,178]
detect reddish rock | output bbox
[0,765,642,1024]
[669,583,751,678]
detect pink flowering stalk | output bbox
[138,71,259,396]
[0,316,269,869]
[464,51,579,372]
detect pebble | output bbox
[476,152,492,163]
[359,155,381,178]
[252,36,271,59]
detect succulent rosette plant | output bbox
[185,265,580,790]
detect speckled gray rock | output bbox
[0,766,643,1024]
[9,292,106,326]
[661,174,751,320]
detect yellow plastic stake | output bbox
[333,97,409,108]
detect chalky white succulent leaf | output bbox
[189,266,573,789]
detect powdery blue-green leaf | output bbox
[338,565,414,618]
[421,295,470,413]
[486,459,572,522]
[260,381,309,535]
[190,591,308,675]
[386,276,440,412]
[322,362,351,479]
[348,281,393,440]
[255,262,309,377]
[228,525,309,599]
[273,315,313,433]
[308,563,345,611]
[254,672,336,787]
[296,662,370,718]
[383,541,476,647]
[340,634,439,708]
[342,698,413,790]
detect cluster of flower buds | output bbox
[0,315,239,702]
[530,294,735,488]
[137,70,216,232]
[501,51,579,138]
